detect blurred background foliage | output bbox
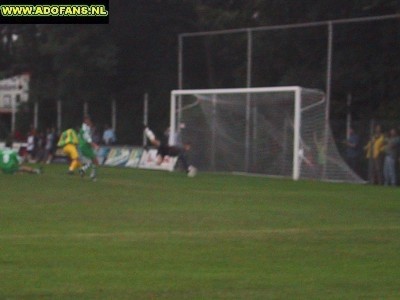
[0,0,399,144]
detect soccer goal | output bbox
[170,86,364,183]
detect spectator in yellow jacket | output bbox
[364,124,385,185]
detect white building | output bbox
[0,73,30,132]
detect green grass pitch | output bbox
[1,164,399,299]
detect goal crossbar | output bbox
[172,86,302,96]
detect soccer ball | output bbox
[187,165,197,178]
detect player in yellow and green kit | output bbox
[57,128,81,174]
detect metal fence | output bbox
[178,14,400,123]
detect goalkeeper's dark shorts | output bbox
[157,144,189,171]
[157,144,182,158]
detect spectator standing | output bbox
[91,125,102,145]
[344,128,360,173]
[35,131,46,163]
[44,127,57,164]
[13,130,24,141]
[26,129,37,163]
[364,124,385,185]
[383,128,400,186]
[313,131,326,177]
[102,124,116,145]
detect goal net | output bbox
[170,87,364,183]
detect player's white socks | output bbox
[187,165,197,177]
[82,162,92,172]
[144,128,155,142]
[90,166,97,181]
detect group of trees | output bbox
[0,0,399,143]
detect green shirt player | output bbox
[78,115,99,181]
[0,140,42,175]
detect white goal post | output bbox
[170,86,364,183]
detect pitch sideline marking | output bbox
[0,226,399,240]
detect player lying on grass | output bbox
[0,139,42,175]
[144,125,197,177]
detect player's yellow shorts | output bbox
[63,144,79,160]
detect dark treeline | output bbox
[0,0,399,144]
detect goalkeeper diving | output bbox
[144,125,197,177]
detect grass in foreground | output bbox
[0,164,399,299]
